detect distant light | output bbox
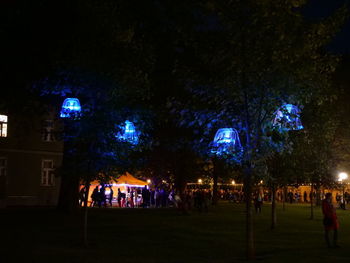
[211,128,242,155]
[0,114,8,137]
[117,120,139,145]
[111,183,146,188]
[198,179,203,184]
[125,120,135,133]
[273,104,303,131]
[338,172,348,182]
[260,180,263,184]
[231,180,235,185]
[60,98,81,118]
[147,179,151,184]
[162,180,167,184]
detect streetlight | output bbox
[198,179,203,184]
[338,172,348,182]
[231,180,236,191]
[147,179,151,184]
[338,172,348,210]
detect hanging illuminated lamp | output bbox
[117,120,139,145]
[273,104,303,130]
[211,128,242,155]
[60,98,82,118]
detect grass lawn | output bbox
[1,202,350,263]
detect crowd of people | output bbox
[79,185,179,209]
[79,184,350,212]
[79,185,214,212]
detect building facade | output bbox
[0,112,63,207]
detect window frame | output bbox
[41,159,54,186]
[41,119,55,142]
[0,114,8,137]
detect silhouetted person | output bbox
[90,186,99,207]
[129,189,135,208]
[79,186,86,206]
[288,191,293,204]
[322,193,339,248]
[117,188,122,207]
[254,193,263,214]
[109,187,114,206]
[142,186,150,208]
[98,185,106,208]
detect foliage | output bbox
[291,99,342,188]
[169,0,347,174]
[35,69,151,181]
[166,0,347,258]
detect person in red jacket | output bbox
[322,193,339,248]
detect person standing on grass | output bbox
[117,188,122,207]
[99,185,106,208]
[90,186,99,207]
[79,186,86,206]
[141,186,146,207]
[130,189,135,208]
[322,193,339,248]
[254,192,262,214]
[109,187,114,207]
[304,191,308,203]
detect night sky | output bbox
[304,0,350,54]
[0,0,349,95]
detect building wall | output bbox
[0,111,63,207]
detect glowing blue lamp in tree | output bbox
[211,128,242,156]
[60,98,82,118]
[117,120,139,145]
[273,104,303,131]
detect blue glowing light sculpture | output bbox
[273,104,303,130]
[60,98,82,118]
[117,120,139,145]
[211,128,242,155]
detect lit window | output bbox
[0,115,8,137]
[41,160,54,186]
[41,120,55,142]
[0,158,7,177]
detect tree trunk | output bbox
[57,142,80,213]
[244,166,255,260]
[174,154,188,214]
[310,183,314,220]
[82,182,90,248]
[282,186,287,211]
[57,171,80,213]
[271,185,277,230]
[315,183,321,206]
[212,158,220,205]
[212,172,218,205]
[240,18,255,259]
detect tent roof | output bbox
[88,172,147,186]
[114,172,148,186]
